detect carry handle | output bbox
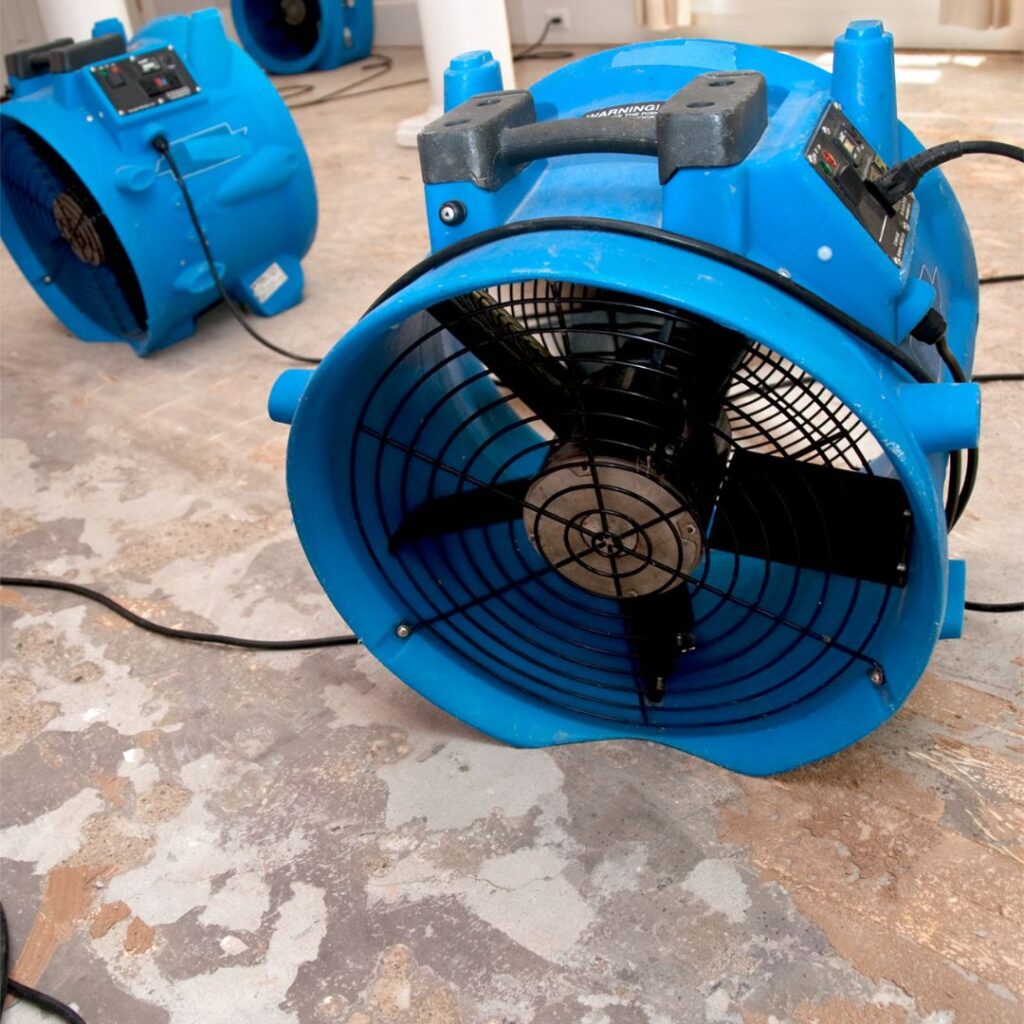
[418,71,768,191]
[499,116,658,165]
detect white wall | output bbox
[28,0,1021,51]
[134,0,227,24]
[376,0,1023,51]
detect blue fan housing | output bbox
[231,0,373,75]
[269,22,981,776]
[1,9,316,355]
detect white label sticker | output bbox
[251,262,288,304]
[584,101,663,120]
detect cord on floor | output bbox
[0,577,358,650]
[965,600,1024,613]
[283,52,402,111]
[1,902,87,1024]
[979,273,1023,285]
[973,371,1024,382]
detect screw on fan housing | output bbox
[438,201,467,226]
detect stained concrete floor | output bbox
[1,42,1023,1024]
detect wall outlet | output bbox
[543,7,570,31]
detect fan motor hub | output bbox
[52,192,104,266]
[281,0,308,26]
[523,444,703,598]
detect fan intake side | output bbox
[349,280,912,726]
[1,120,147,338]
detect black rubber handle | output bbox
[418,72,767,191]
[4,37,72,81]
[498,117,658,166]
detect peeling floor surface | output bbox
[1,44,1022,1024]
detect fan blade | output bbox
[709,448,911,586]
[389,477,533,551]
[620,586,696,704]
[428,294,575,435]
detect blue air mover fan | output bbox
[231,0,373,75]
[268,22,982,776]
[1,10,316,355]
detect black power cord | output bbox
[159,202,936,380]
[283,52,404,111]
[872,139,1024,206]
[366,215,934,383]
[964,599,1024,613]
[923,331,1021,614]
[153,135,324,365]
[973,371,1024,383]
[0,901,87,1024]
[0,576,358,1021]
[873,139,1022,553]
[905,309,979,530]
[935,335,976,526]
[513,15,573,61]
[0,578,358,650]
[881,137,1024,533]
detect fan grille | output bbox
[348,281,908,729]
[245,0,322,61]
[1,120,147,339]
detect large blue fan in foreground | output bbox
[269,23,979,775]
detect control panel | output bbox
[91,46,198,117]
[806,103,913,265]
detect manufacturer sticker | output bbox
[251,262,288,304]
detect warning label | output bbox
[583,101,664,120]
[251,261,288,304]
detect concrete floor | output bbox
[1,43,1022,1024]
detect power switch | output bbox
[141,71,180,96]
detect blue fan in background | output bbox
[0,9,317,355]
[231,0,373,75]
